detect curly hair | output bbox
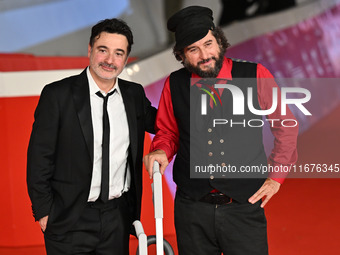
[89,18,134,55]
[173,26,230,62]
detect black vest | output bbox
[169,60,267,203]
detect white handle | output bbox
[152,161,164,255]
[133,220,148,255]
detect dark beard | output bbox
[183,48,225,78]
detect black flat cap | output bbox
[167,6,215,50]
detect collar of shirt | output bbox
[86,67,122,96]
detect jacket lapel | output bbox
[71,69,94,163]
[119,79,137,168]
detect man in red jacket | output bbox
[144,6,298,255]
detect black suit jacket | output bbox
[27,68,156,235]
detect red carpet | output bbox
[266,104,340,255]
[1,104,339,254]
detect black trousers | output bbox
[44,195,130,255]
[174,192,268,255]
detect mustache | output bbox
[99,62,118,70]
[198,57,217,65]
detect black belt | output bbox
[87,193,126,210]
[199,192,232,205]
[177,189,233,205]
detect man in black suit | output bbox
[27,18,156,255]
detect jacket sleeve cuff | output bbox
[32,199,52,221]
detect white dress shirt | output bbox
[86,67,131,202]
